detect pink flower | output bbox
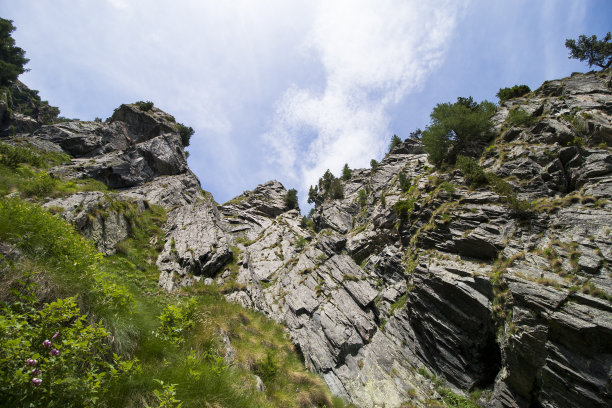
[31,378,42,386]
[50,349,60,356]
[42,339,52,348]
[52,332,59,340]
[30,368,41,376]
[26,358,37,366]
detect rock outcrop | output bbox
[4,70,611,408]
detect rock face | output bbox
[215,70,612,408]
[4,71,612,408]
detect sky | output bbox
[3,0,611,210]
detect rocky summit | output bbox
[2,69,612,407]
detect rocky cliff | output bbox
[2,69,611,408]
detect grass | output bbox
[0,190,348,407]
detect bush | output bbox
[134,101,154,111]
[0,142,43,168]
[393,199,415,223]
[155,299,198,344]
[285,188,298,210]
[456,155,487,187]
[0,294,139,407]
[176,123,194,147]
[422,97,495,165]
[370,159,378,172]
[399,173,411,192]
[496,85,531,102]
[506,108,536,128]
[341,163,352,180]
[358,189,367,207]
[389,134,402,152]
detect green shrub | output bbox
[155,299,198,344]
[393,199,415,222]
[389,134,402,152]
[422,97,495,165]
[0,142,43,168]
[0,293,139,407]
[399,172,411,192]
[254,349,278,382]
[22,171,57,198]
[358,188,367,207]
[135,101,154,111]
[497,85,531,102]
[284,188,298,210]
[456,155,487,186]
[176,123,194,147]
[506,108,536,128]
[370,159,378,172]
[341,163,352,180]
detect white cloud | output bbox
[263,0,463,199]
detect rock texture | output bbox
[4,70,612,408]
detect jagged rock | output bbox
[33,121,131,157]
[50,133,188,189]
[157,197,232,292]
[43,192,141,255]
[110,103,178,143]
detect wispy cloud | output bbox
[263,0,464,198]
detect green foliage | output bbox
[496,85,531,102]
[0,142,43,168]
[295,235,308,251]
[307,185,318,204]
[456,155,487,187]
[0,292,139,407]
[155,299,198,344]
[341,163,352,180]
[254,349,278,382]
[284,188,298,210]
[370,159,378,172]
[316,170,344,201]
[176,123,194,147]
[358,188,367,207]
[135,100,154,111]
[422,97,496,165]
[389,293,408,315]
[398,172,411,192]
[393,199,415,223]
[0,18,29,86]
[389,134,402,152]
[485,173,532,218]
[506,108,536,128]
[565,32,612,69]
[437,387,481,408]
[147,379,183,408]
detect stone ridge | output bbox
[217,69,612,408]
[4,69,612,408]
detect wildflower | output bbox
[30,368,41,376]
[42,339,52,348]
[31,378,42,386]
[52,331,59,340]
[26,358,37,366]
[50,349,60,356]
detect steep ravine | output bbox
[3,69,612,407]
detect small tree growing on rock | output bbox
[565,32,611,69]
[285,188,298,210]
[389,134,402,152]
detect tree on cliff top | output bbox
[565,32,612,69]
[0,18,29,86]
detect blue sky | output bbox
[3,0,611,210]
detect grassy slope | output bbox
[0,141,349,408]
